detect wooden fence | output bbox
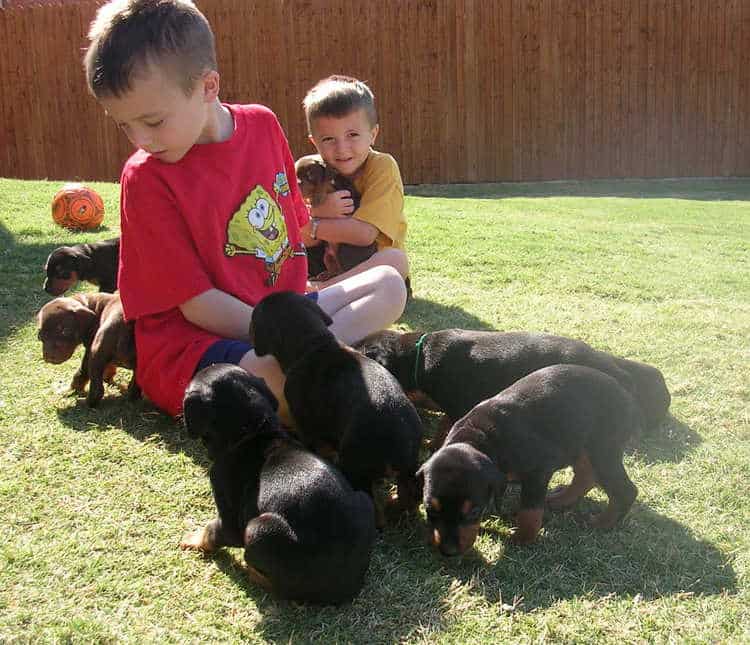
[1,0,749,184]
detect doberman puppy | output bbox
[250,291,423,525]
[354,329,671,439]
[295,155,377,280]
[36,291,138,406]
[418,364,641,555]
[180,364,376,604]
[43,237,120,295]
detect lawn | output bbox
[0,176,748,643]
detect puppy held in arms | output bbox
[250,291,423,527]
[180,364,376,605]
[418,364,641,556]
[36,292,138,407]
[295,155,377,280]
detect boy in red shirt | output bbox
[83,0,408,421]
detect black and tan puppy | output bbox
[250,291,423,524]
[43,237,120,295]
[418,364,641,555]
[36,291,138,406]
[354,329,671,435]
[295,155,377,279]
[180,364,376,605]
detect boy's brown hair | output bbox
[84,0,217,98]
[303,75,378,133]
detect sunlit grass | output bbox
[1,176,748,643]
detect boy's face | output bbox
[99,63,218,164]
[308,108,379,178]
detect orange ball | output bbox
[51,183,105,231]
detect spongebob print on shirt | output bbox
[224,171,301,286]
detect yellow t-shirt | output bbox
[352,150,406,251]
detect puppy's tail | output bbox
[244,508,374,605]
[614,357,671,432]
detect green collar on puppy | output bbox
[413,333,429,390]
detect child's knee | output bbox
[374,265,408,318]
[378,247,409,278]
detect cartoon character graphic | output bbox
[225,183,295,285]
[273,171,290,197]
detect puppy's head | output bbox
[36,297,97,363]
[417,443,503,556]
[250,291,333,365]
[295,156,333,203]
[352,330,424,389]
[43,247,87,295]
[183,364,279,459]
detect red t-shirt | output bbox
[118,104,308,416]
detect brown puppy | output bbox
[295,154,361,209]
[37,292,138,407]
[294,155,377,279]
[43,237,120,295]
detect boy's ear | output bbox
[202,70,221,102]
[370,123,380,145]
[308,133,317,148]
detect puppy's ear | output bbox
[476,452,504,488]
[293,296,333,327]
[73,248,92,271]
[182,397,210,440]
[250,376,279,412]
[249,308,270,357]
[415,457,431,499]
[320,308,333,327]
[71,302,98,335]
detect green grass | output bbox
[1,176,749,643]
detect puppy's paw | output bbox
[103,364,118,383]
[70,373,88,393]
[180,527,214,552]
[509,508,543,545]
[508,527,539,546]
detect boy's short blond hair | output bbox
[84,0,217,98]
[303,75,378,133]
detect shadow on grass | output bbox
[55,390,210,468]
[209,497,736,643]
[400,296,495,331]
[447,501,737,611]
[406,177,750,201]
[210,521,450,644]
[630,414,703,465]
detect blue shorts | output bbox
[194,291,319,374]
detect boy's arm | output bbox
[179,288,254,340]
[306,212,379,246]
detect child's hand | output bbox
[314,190,355,218]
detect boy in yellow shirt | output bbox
[301,76,410,291]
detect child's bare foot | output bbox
[179,526,214,552]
